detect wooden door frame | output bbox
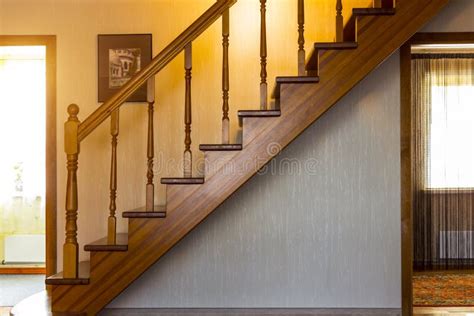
[400,32,474,316]
[0,35,57,276]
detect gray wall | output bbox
[109,0,474,309]
[110,52,402,309]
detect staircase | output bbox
[11,0,449,315]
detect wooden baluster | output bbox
[63,104,80,278]
[146,77,155,211]
[298,0,306,76]
[184,43,193,178]
[107,109,119,244]
[373,0,382,8]
[336,0,344,42]
[222,9,230,144]
[260,0,268,110]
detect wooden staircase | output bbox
[11,0,449,315]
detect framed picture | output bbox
[98,34,152,102]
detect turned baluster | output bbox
[298,0,306,76]
[222,9,230,144]
[146,77,155,211]
[260,0,268,110]
[107,109,119,244]
[184,43,193,178]
[336,0,344,42]
[63,104,80,278]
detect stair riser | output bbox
[204,151,240,178]
[166,183,202,213]
[242,116,281,147]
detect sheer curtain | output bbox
[413,54,474,270]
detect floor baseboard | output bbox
[100,308,401,316]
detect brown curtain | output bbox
[412,54,474,270]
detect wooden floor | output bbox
[414,307,474,315]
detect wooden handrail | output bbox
[77,0,237,142]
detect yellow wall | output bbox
[0,0,372,267]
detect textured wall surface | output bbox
[109,53,402,309]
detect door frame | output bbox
[0,35,57,276]
[400,32,474,316]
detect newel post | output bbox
[63,104,80,278]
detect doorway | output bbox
[401,33,474,316]
[0,36,56,280]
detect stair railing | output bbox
[62,0,237,279]
[61,0,351,279]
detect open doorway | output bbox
[401,33,474,316]
[0,35,56,309]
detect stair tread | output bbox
[353,7,396,16]
[161,177,205,185]
[84,233,128,252]
[200,144,243,151]
[275,76,320,84]
[314,42,358,50]
[273,76,320,99]
[45,261,90,285]
[306,42,358,72]
[123,205,167,218]
[238,110,281,117]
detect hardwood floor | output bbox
[414,307,474,315]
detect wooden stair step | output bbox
[238,110,281,127]
[200,144,243,151]
[123,205,167,218]
[84,233,128,252]
[306,42,358,73]
[314,42,358,50]
[353,7,396,16]
[238,110,281,118]
[161,178,205,185]
[45,261,90,285]
[272,76,319,99]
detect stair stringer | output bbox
[50,0,449,314]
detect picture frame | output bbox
[98,34,152,102]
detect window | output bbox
[429,85,474,188]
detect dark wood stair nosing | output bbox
[199,144,243,151]
[161,178,205,185]
[123,211,167,218]
[313,41,358,50]
[238,110,281,118]
[353,7,396,16]
[275,76,320,84]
